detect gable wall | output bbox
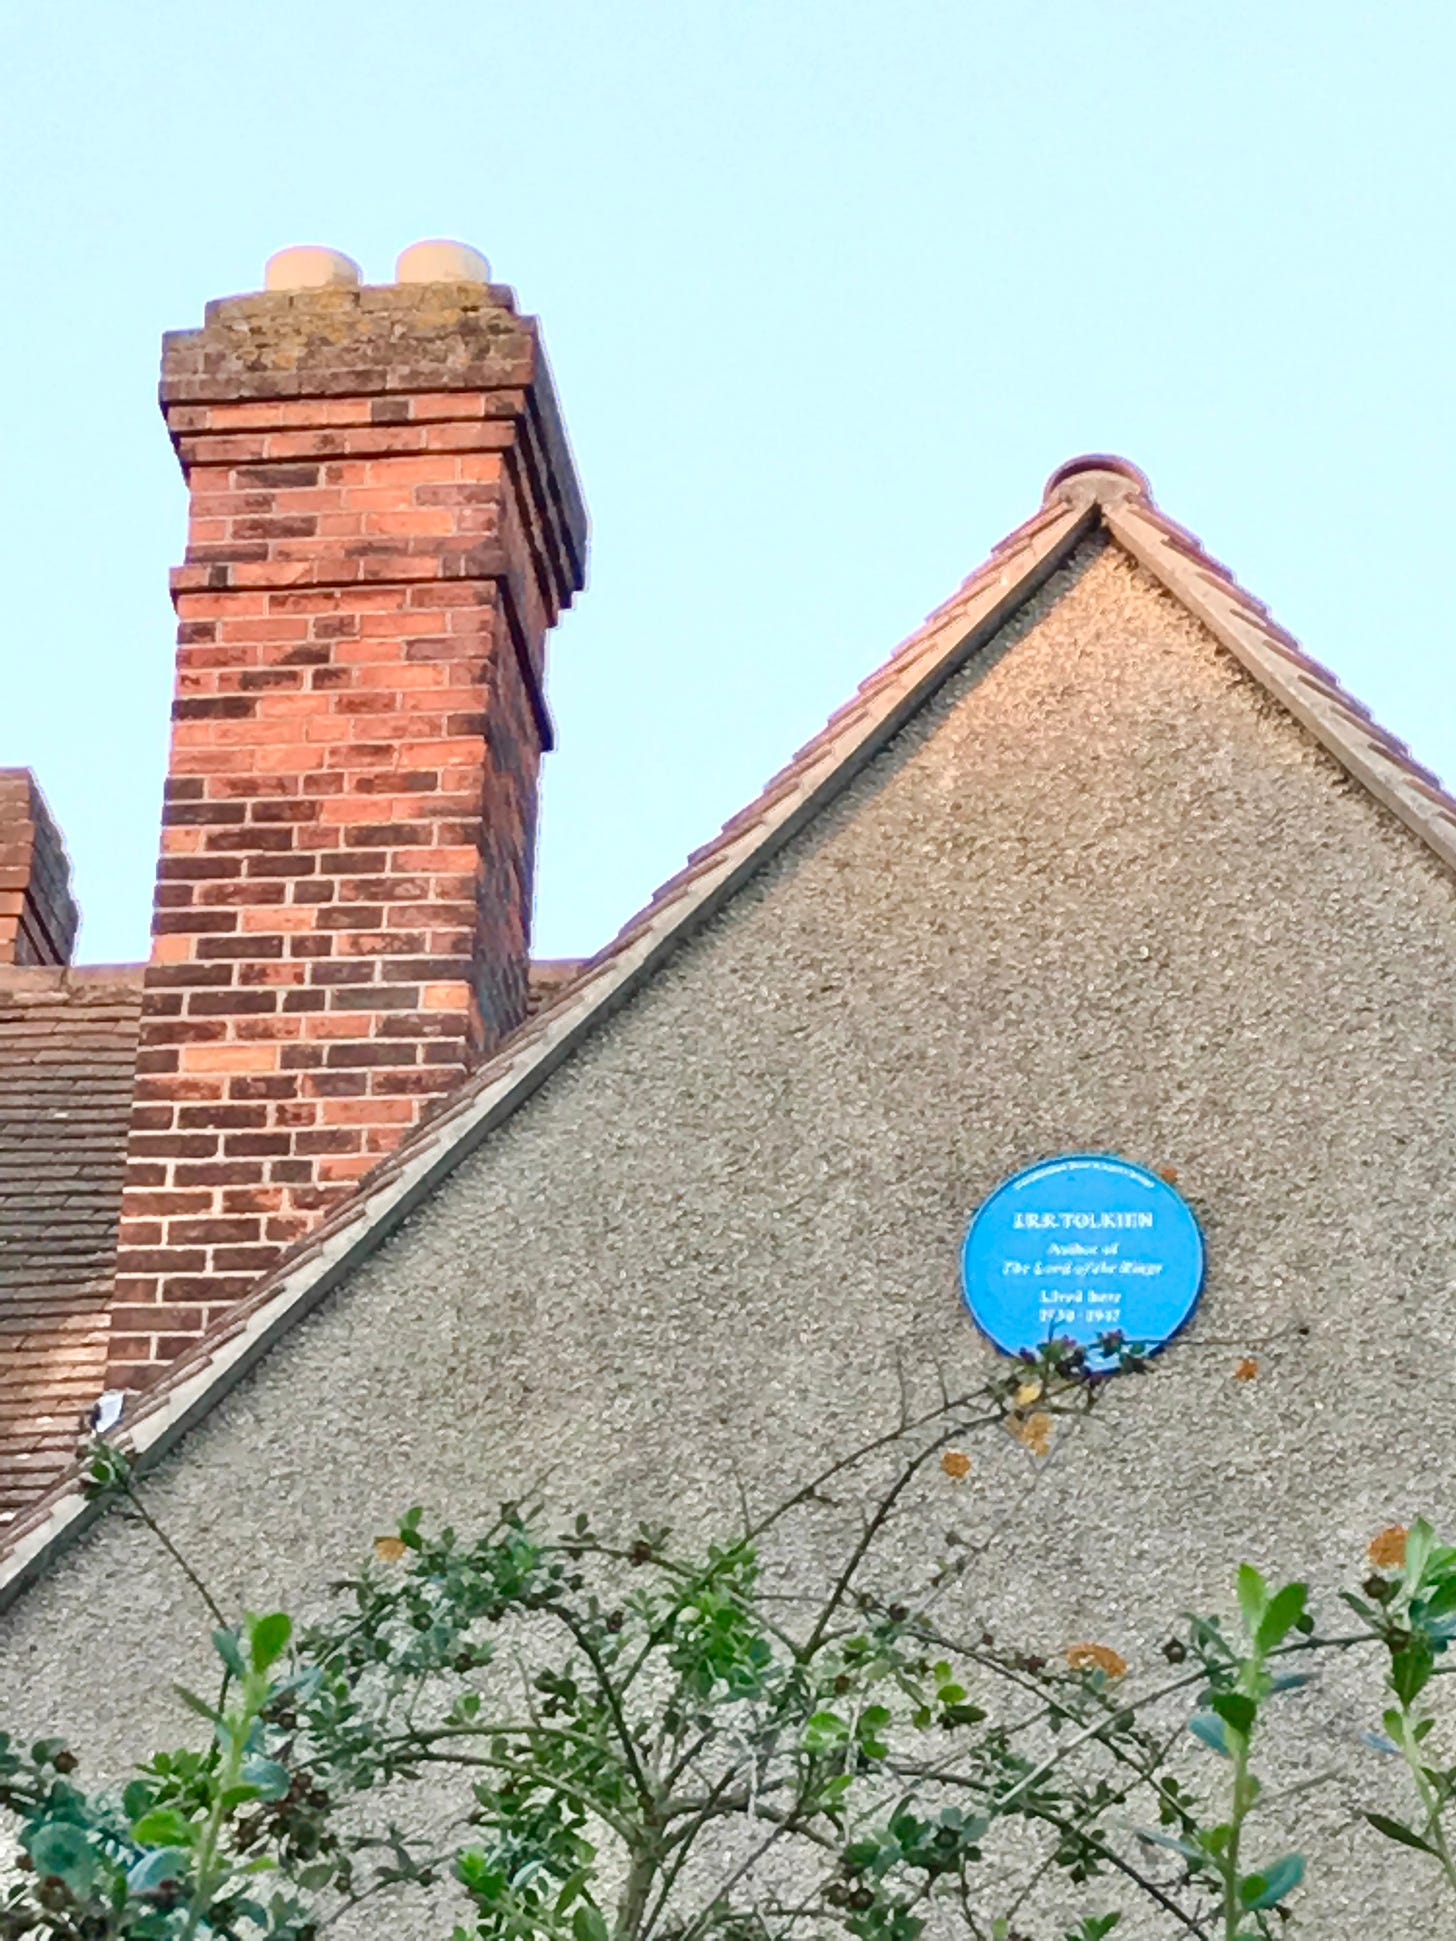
[4,539,1456,1932]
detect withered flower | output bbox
[1065,1642,1128,1679]
[1007,1411,1054,1457]
[1367,1525,1408,1571]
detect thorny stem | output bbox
[608,1386,1020,1708]
[640,1764,743,1936]
[404,1748,641,1844]
[113,1466,228,1629]
[313,1842,463,1935]
[673,1787,813,1941]
[800,1408,1009,1658]
[543,1602,654,1805]
[989,1631,1371,1815]
[926,1766,1209,1935]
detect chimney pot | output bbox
[263,245,362,292]
[395,239,491,284]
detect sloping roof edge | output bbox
[4,456,1451,1607]
[1102,496,1456,870]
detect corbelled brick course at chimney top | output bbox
[109,243,588,1391]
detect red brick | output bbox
[294,1127,365,1155]
[113,270,585,1390]
[109,1305,208,1336]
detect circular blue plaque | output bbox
[961,1155,1204,1361]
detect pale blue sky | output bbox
[2,2,1453,963]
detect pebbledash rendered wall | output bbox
[5,538,1456,1933]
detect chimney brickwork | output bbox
[108,264,587,1390]
[0,770,80,968]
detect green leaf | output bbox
[132,1807,196,1847]
[549,1868,593,1915]
[940,1701,987,1727]
[1255,1582,1307,1655]
[247,1611,292,1674]
[1136,1828,1205,1864]
[173,1683,222,1724]
[1365,1811,1438,1855]
[1404,1520,1436,1592]
[1241,1852,1304,1909]
[1189,1712,1231,1757]
[1236,1564,1268,1639]
[857,1705,891,1758]
[239,1755,290,1801]
[1210,1691,1256,1738]
[572,1906,609,1941]
[27,1822,96,1895]
[122,1780,155,1820]
[1339,1592,1385,1628]
[128,1847,189,1894]
[1420,1573,1456,1620]
[803,1708,849,1751]
[212,1628,246,1680]
[1391,1636,1436,1706]
[1267,1671,1315,1694]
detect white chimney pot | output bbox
[395,239,491,285]
[264,246,362,292]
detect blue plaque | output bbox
[960,1155,1203,1362]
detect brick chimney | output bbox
[109,241,587,1391]
[0,771,80,968]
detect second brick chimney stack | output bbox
[110,243,587,1391]
[0,771,79,967]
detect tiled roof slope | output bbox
[525,959,588,1017]
[0,956,581,1526]
[4,454,1453,1599]
[0,966,144,1522]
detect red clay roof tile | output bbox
[0,965,143,1522]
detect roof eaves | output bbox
[1104,498,1456,872]
[0,491,1096,1608]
